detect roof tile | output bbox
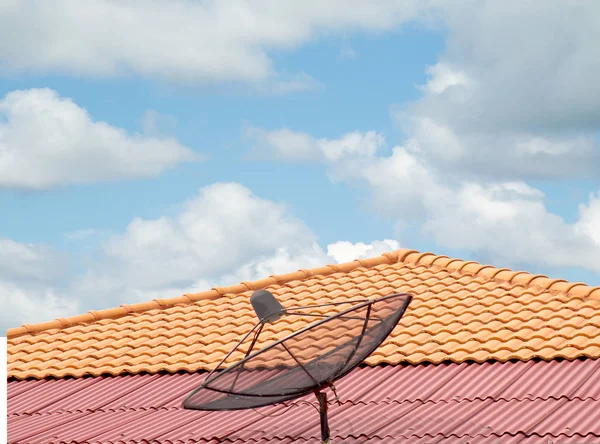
[7,248,600,379]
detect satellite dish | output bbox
[183,290,412,443]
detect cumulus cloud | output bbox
[422,182,598,270]
[0,238,68,284]
[100,182,320,290]
[246,126,322,162]
[246,125,386,182]
[0,282,79,334]
[390,1,600,268]
[247,1,600,275]
[246,126,385,163]
[3,181,402,329]
[5,2,595,176]
[247,127,436,215]
[248,125,600,274]
[0,210,405,333]
[287,2,593,181]
[0,89,199,189]
[71,182,400,310]
[576,193,600,246]
[0,0,425,87]
[428,1,600,133]
[390,115,600,182]
[419,63,470,94]
[219,244,332,286]
[400,1,600,180]
[327,239,400,264]
[5,0,600,328]
[0,239,79,333]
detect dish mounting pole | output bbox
[315,390,330,444]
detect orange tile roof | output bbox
[7,249,600,380]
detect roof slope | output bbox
[8,248,600,380]
[7,358,600,443]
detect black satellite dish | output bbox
[183,290,412,443]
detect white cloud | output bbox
[241,1,600,273]
[0,239,79,333]
[3,181,401,328]
[247,126,385,163]
[66,182,398,311]
[247,127,433,213]
[0,89,199,189]
[392,116,600,181]
[2,2,597,163]
[246,125,386,182]
[576,193,600,246]
[409,118,465,162]
[515,137,583,157]
[403,1,600,180]
[6,0,600,327]
[0,0,425,87]
[359,145,443,218]
[0,238,67,284]
[246,126,322,162]
[422,1,600,131]
[420,63,470,94]
[220,244,331,286]
[248,126,600,275]
[320,131,385,162]
[0,282,79,334]
[100,182,319,290]
[421,181,588,269]
[327,239,400,264]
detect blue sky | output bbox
[1,1,599,332]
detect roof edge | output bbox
[8,248,600,340]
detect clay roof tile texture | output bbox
[7,248,600,380]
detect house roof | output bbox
[8,358,600,443]
[7,248,600,380]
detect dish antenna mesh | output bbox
[183,291,412,443]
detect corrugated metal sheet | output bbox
[7,358,600,443]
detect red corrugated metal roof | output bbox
[8,358,600,443]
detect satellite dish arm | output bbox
[202,320,264,384]
[339,303,372,371]
[228,322,264,393]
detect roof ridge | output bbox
[6,249,400,339]
[397,250,597,294]
[7,248,599,340]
